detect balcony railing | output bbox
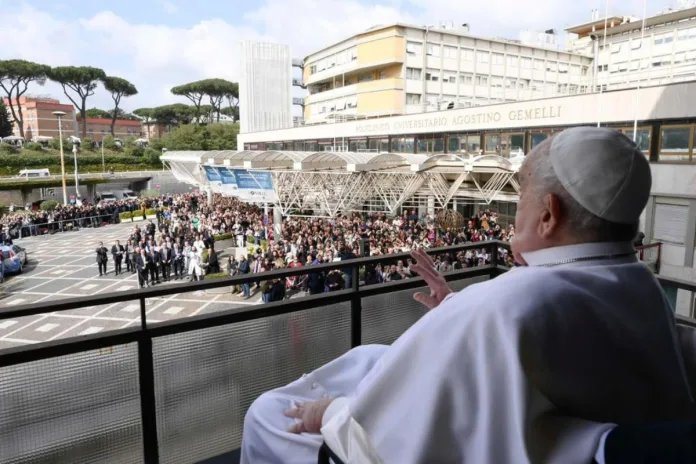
[292,58,304,68]
[0,240,678,464]
[292,97,305,106]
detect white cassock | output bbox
[242,242,696,464]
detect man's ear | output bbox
[537,193,562,239]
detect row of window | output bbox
[604,26,696,54]
[308,48,358,75]
[597,51,696,74]
[405,41,589,75]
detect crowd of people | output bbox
[87,192,514,299]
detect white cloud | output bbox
[0,0,660,112]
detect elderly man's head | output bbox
[512,127,651,264]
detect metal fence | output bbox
[13,214,120,239]
[0,240,685,464]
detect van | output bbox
[16,169,50,179]
[121,190,138,199]
[99,191,117,202]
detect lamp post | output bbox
[52,111,68,205]
[72,143,80,198]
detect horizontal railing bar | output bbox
[0,241,507,320]
[676,315,696,328]
[0,327,142,368]
[147,289,355,338]
[357,265,493,298]
[657,275,696,293]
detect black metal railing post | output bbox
[489,241,499,268]
[350,263,362,348]
[137,297,160,464]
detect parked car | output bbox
[1,245,27,273]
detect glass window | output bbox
[406,42,422,54]
[391,137,415,153]
[406,93,421,105]
[530,132,549,149]
[623,128,651,153]
[349,139,368,152]
[659,126,692,161]
[448,136,460,152]
[406,67,422,80]
[427,44,440,56]
[484,134,500,153]
[417,136,444,153]
[369,138,389,153]
[492,53,504,65]
[459,73,473,84]
[461,49,474,61]
[476,51,489,63]
[506,55,518,67]
[444,46,457,58]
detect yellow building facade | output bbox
[301,23,591,125]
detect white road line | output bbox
[163,306,184,315]
[79,326,103,335]
[190,294,222,317]
[35,323,60,333]
[0,320,18,329]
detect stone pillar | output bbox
[427,195,435,218]
[206,186,213,205]
[86,184,96,202]
[273,206,283,243]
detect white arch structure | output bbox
[161,150,521,217]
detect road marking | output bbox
[163,306,184,315]
[6,298,26,305]
[0,320,17,329]
[35,323,60,333]
[79,326,103,335]
[121,303,140,313]
[117,285,133,291]
[81,284,97,290]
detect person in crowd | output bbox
[125,239,136,274]
[160,243,172,282]
[207,244,220,274]
[111,240,124,276]
[95,242,108,276]
[172,243,184,279]
[147,245,160,284]
[240,127,694,464]
[238,254,251,299]
[136,248,149,288]
[188,246,203,281]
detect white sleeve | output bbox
[321,398,385,464]
[593,427,616,464]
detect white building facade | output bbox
[239,41,293,133]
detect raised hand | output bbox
[410,248,452,310]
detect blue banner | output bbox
[203,165,221,182]
[218,167,237,185]
[232,169,273,190]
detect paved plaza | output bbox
[0,221,261,350]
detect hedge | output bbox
[0,177,109,190]
[213,232,234,241]
[118,208,158,219]
[0,153,160,167]
[205,272,229,279]
[39,200,59,211]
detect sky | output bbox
[0,0,684,113]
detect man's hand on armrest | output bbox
[284,397,339,434]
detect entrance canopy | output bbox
[161,150,522,217]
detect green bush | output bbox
[124,145,144,157]
[0,143,17,154]
[144,208,157,216]
[213,232,234,241]
[139,189,159,197]
[143,147,161,164]
[48,138,61,150]
[119,211,133,220]
[23,142,44,152]
[102,135,118,150]
[39,199,59,211]
[204,272,228,280]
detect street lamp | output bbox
[72,143,80,199]
[52,111,68,205]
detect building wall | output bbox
[79,118,142,141]
[242,80,695,144]
[302,24,593,124]
[3,97,77,139]
[240,41,293,133]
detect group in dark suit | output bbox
[111,240,125,275]
[95,242,109,276]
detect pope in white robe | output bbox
[241,127,696,463]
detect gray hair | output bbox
[531,138,638,243]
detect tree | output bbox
[158,122,239,151]
[103,76,138,136]
[152,104,194,129]
[220,106,239,122]
[0,60,51,138]
[224,82,239,121]
[48,66,107,138]
[171,81,206,123]
[85,107,111,118]
[196,78,238,123]
[133,108,154,123]
[0,101,13,138]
